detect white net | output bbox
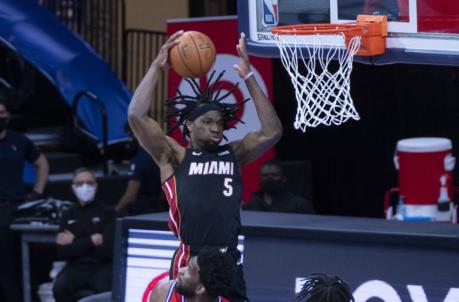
[275,33,361,132]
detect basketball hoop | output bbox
[272,15,387,132]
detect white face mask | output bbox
[73,184,96,204]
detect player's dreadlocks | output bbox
[166,70,249,141]
[294,273,354,302]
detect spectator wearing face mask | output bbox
[53,167,116,302]
[243,160,315,214]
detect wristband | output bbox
[243,71,254,81]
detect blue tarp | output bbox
[0,0,131,144]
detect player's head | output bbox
[0,100,10,133]
[295,273,354,302]
[166,70,249,150]
[259,160,286,193]
[72,167,98,206]
[175,247,235,299]
[186,109,224,152]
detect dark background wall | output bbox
[274,60,459,217]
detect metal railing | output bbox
[38,1,167,129]
[123,29,167,126]
[38,0,125,78]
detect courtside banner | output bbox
[167,16,275,202]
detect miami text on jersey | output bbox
[188,161,235,176]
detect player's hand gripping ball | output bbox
[169,31,216,78]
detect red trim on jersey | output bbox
[162,176,180,238]
[172,243,190,279]
[164,281,183,302]
[141,272,169,302]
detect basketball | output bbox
[169,31,216,78]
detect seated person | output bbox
[147,247,235,302]
[243,160,315,213]
[115,123,165,216]
[295,273,354,302]
[53,168,116,302]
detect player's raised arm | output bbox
[231,32,283,165]
[128,30,184,169]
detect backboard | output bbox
[238,0,459,66]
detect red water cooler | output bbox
[385,137,457,222]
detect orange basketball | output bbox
[169,31,216,78]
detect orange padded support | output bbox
[355,15,387,56]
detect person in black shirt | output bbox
[115,124,164,216]
[128,31,282,302]
[52,168,116,302]
[0,100,49,202]
[243,160,315,214]
[0,100,49,302]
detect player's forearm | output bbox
[128,61,162,122]
[33,154,49,194]
[116,179,141,213]
[245,76,283,142]
[115,193,135,213]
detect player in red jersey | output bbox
[146,247,234,302]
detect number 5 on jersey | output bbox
[223,178,233,197]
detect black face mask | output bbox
[0,117,8,133]
[260,178,284,193]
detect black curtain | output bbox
[274,60,459,217]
